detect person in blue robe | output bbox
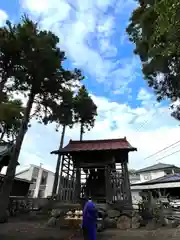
[82,197,97,240]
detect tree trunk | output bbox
[52,124,66,196]
[80,122,83,141]
[76,122,84,201]
[0,74,7,104]
[0,129,5,141]
[0,91,35,222]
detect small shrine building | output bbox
[51,138,137,208]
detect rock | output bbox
[170,220,179,228]
[159,217,168,226]
[97,221,104,232]
[0,210,9,223]
[140,219,149,227]
[98,209,107,219]
[162,218,180,228]
[27,211,38,220]
[146,219,158,230]
[131,214,142,229]
[51,209,62,218]
[47,217,56,227]
[104,217,117,228]
[56,217,69,228]
[117,215,131,230]
[141,209,153,220]
[107,209,120,218]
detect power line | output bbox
[144,139,180,160]
[153,148,180,162]
[136,107,168,133]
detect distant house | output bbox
[136,163,180,183]
[16,164,55,198]
[0,173,31,197]
[131,173,180,191]
[131,163,180,207]
[129,170,141,184]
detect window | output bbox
[31,177,37,183]
[32,167,39,178]
[38,190,45,198]
[40,171,48,185]
[143,174,150,180]
[28,189,35,197]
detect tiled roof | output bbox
[51,138,137,154]
[136,163,178,173]
[132,173,180,186]
[0,173,31,184]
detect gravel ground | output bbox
[0,220,180,240]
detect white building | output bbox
[131,163,180,206]
[16,164,56,198]
[135,163,180,183]
[129,170,141,184]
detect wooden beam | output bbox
[105,165,113,203]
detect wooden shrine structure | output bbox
[51,138,137,207]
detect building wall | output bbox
[130,169,170,207]
[45,171,54,197]
[129,174,141,184]
[131,189,141,209]
[131,181,180,190]
[139,170,165,183]
[16,166,34,181]
[16,164,56,198]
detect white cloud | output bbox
[0,9,8,26]
[0,1,178,176]
[20,0,138,94]
[14,91,180,174]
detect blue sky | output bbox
[1,0,180,172]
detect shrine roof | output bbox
[51,138,137,154]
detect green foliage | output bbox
[0,20,22,97]
[0,14,84,220]
[127,0,180,119]
[74,85,97,139]
[0,98,24,141]
[42,88,75,130]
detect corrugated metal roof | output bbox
[136,163,177,173]
[132,173,180,186]
[51,138,137,154]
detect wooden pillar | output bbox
[75,167,81,201]
[57,155,65,200]
[105,165,112,203]
[0,165,3,173]
[66,156,71,201]
[72,166,76,202]
[122,161,132,206]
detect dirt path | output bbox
[0,220,78,240]
[100,228,180,240]
[1,221,180,240]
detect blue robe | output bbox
[82,200,97,240]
